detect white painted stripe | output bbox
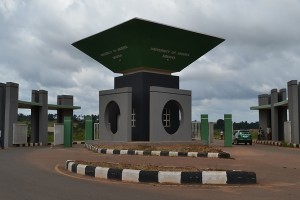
[169,151,178,157]
[95,167,109,179]
[158,171,181,184]
[106,149,114,154]
[187,152,198,157]
[151,151,161,156]
[67,161,74,171]
[120,150,128,155]
[97,149,102,153]
[122,169,140,182]
[202,171,227,184]
[208,153,219,158]
[135,150,144,155]
[77,164,87,175]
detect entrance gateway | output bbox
[73,18,224,141]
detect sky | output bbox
[1,0,300,122]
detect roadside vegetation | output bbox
[17,113,98,142]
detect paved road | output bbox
[0,143,299,200]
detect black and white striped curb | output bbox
[85,144,230,159]
[66,160,256,185]
[253,140,300,148]
[13,141,85,147]
[15,142,43,147]
[73,141,85,145]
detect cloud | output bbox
[1,0,300,122]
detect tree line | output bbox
[18,113,99,123]
[214,119,259,130]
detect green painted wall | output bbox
[85,115,93,141]
[201,114,209,144]
[64,116,73,147]
[224,114,233,147]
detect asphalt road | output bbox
[0,142,299,200]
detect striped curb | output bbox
[15,142,43,147]
[73,141,85,145]
[13,141,85,147]
[253,140,300,148]
[85,143,231,159]
[65,160,256,185]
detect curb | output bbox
[253,140,300,148]
[73,141,85,145]
[15,142,43,147]
[66,160,256,185]
[13,141,85,147]
[85,144,231,159]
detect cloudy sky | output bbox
[1,0,300,122]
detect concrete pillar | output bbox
[0,83,6,148]
[4,82,19,148]
[271,89,279,141]
[85,115,93,140]
[38,90,48,145]
[224,114,232,147]
[278,88,287,141]
[200,114,209,144]
[31,90,48,145]
[64,116,73,147]
[258,94,271,139]
[209,122,215,144]
[288,80,299,144]
[57,95,73,123]
[31,90,39,143]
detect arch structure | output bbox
[0,82,81,148]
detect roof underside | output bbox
[18,100,81,110]
[72,18,224,74]
[250,100,288,110]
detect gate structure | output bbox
[0,82,81,149]
[73,18,224,141]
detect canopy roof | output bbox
[72,18,224,74]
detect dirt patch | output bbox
[74,160,222,172]
[91,143,222,153]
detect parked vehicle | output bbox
[232,130,252,145]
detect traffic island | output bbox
[66,160,256,185]
[85,143,231,159]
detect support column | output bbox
[0,83,6,148]
[278,88,287,141]
[209,122,215,144]
[4,82,19,148]
[271,89,279,141]
[57,95,73,123]
[31,90,39,143]
[224,114,232,147]
[64,116,73,147]
[258,94,271,139]
[200,114,209,144]
[288,80,299,144]
[38,90,48,145]
[85,115,93,141]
